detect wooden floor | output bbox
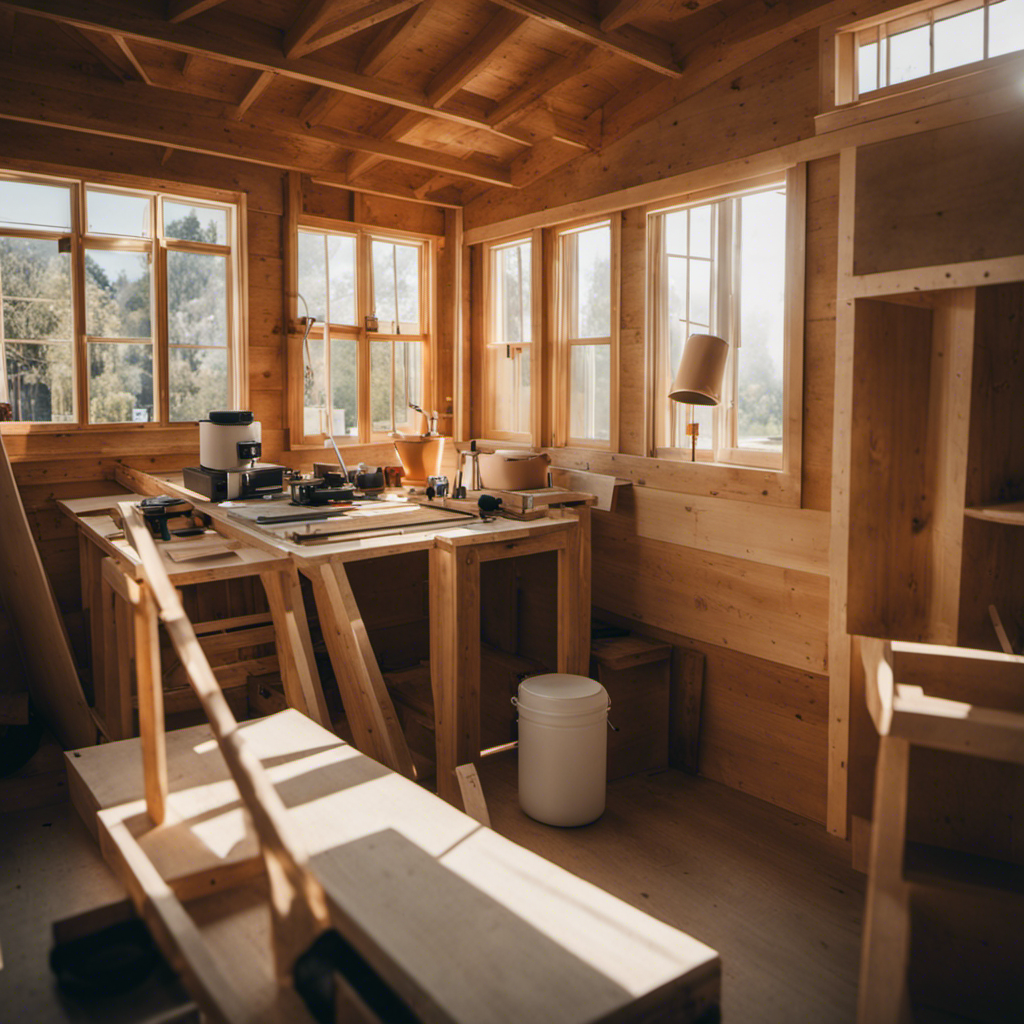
[0,752,864,1024]
[480,754,866,1024]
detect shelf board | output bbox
[964,501,1024,525]
[904,841,1024,899]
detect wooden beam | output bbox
[166,0,228,23]
[414,172,451,198]
[59,23,132,81]
[356,0,435,75]
[299,86,345,127]
[0,65,507,190]
[599,0,655,32]
[283,0,349,59]
[487,42,606,129]
[605,0,883,144]
[346,108,426,179]
[111,33,152,85]
[0,0,542,149]
[232,68,273,120]
[291,0,422,60]
[160,145,174,164]
[488,0,683,76]
[425,9,528,109]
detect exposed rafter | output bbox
[0,62,514,188]
[426,9,527,109]
[488,0,683,76]
[356,0,435,76]
[166,0,229,23]
[291,0,422,60]
[110,33,152,85]
[0,0,543,149]
[299,86,345,127]
[486,42,607,130]
[283,0,350,59]
[346,109,426,179]
[60,23,134,81]
[599,0,655,33]
[232,68,273,120]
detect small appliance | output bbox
[183,410,285,501]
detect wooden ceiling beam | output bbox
[603,0,867,143]
[299,86,346,127]
[59,23,133,81]
[356,0,435,76]
[293,0,422,60]
[166,0,229,23]
[110,33,153,85]
[425,9,528,109]
[0,63,514,187]
[486,42,607,130]
[487,0,683,76]
[232,68,274,120]
[283,0,351,59]
[0,0,541,148]
[598,0,655,33]
[346,108,425,179]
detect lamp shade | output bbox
[668,333,728,406]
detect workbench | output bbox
[61,463,592,805]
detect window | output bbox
[483,234,537,442]
[0,172,240,426]
[838,0,1024,102]
[555,219,618,448]
[650,169,803,470]
[297,224,429,443]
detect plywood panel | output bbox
[592,512,829,673]
[846,299,935,640]
[853,109,1024,276]
[624,486,829,574]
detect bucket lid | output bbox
[517,674,608,715]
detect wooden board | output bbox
[69,710,721,1024]
[0,431,93,749]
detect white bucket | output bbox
[514,673,610,827]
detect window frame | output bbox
[295,215,433,446]
[0,168,243,430]
[553,216,620,451]
[481,229,542,445]
[647,165,805,476]
[833,0,1023,105]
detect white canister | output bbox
[514,673,610,827]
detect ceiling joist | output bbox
[166,0,228,24]
[488,0,683,76]
[0,0,543,149]
[599,0,655,33]
[59,23,133,81]
[356,0,435,76]
[293,0,422,60]
[110,33,152,85]
[425,9,528,109]
[232,68,273,120]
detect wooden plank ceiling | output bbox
[0,0,842,206]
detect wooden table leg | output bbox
[100,557,135,741]
[429,544,481,806]
[858,735,913,1024]
[558,509,591,676]
[260,567,330,727]
[133,581,168,826]
[303,562,415,778]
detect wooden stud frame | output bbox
[0,166,245,431]
[552,214,620,451]
[479,228,543,444]
[288,211,436,447]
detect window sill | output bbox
[543,446,801,507]
[816,53,1024,137]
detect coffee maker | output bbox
[183,410,285,501]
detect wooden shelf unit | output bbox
[845,282,1024,650]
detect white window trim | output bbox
[552,216,620,451]
[296,216,433,445]
[481,229,542,444]
[647,165,805,480]
[0,168,243,429]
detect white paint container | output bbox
[514,673,610,827]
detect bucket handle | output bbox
[511,695,616,728]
